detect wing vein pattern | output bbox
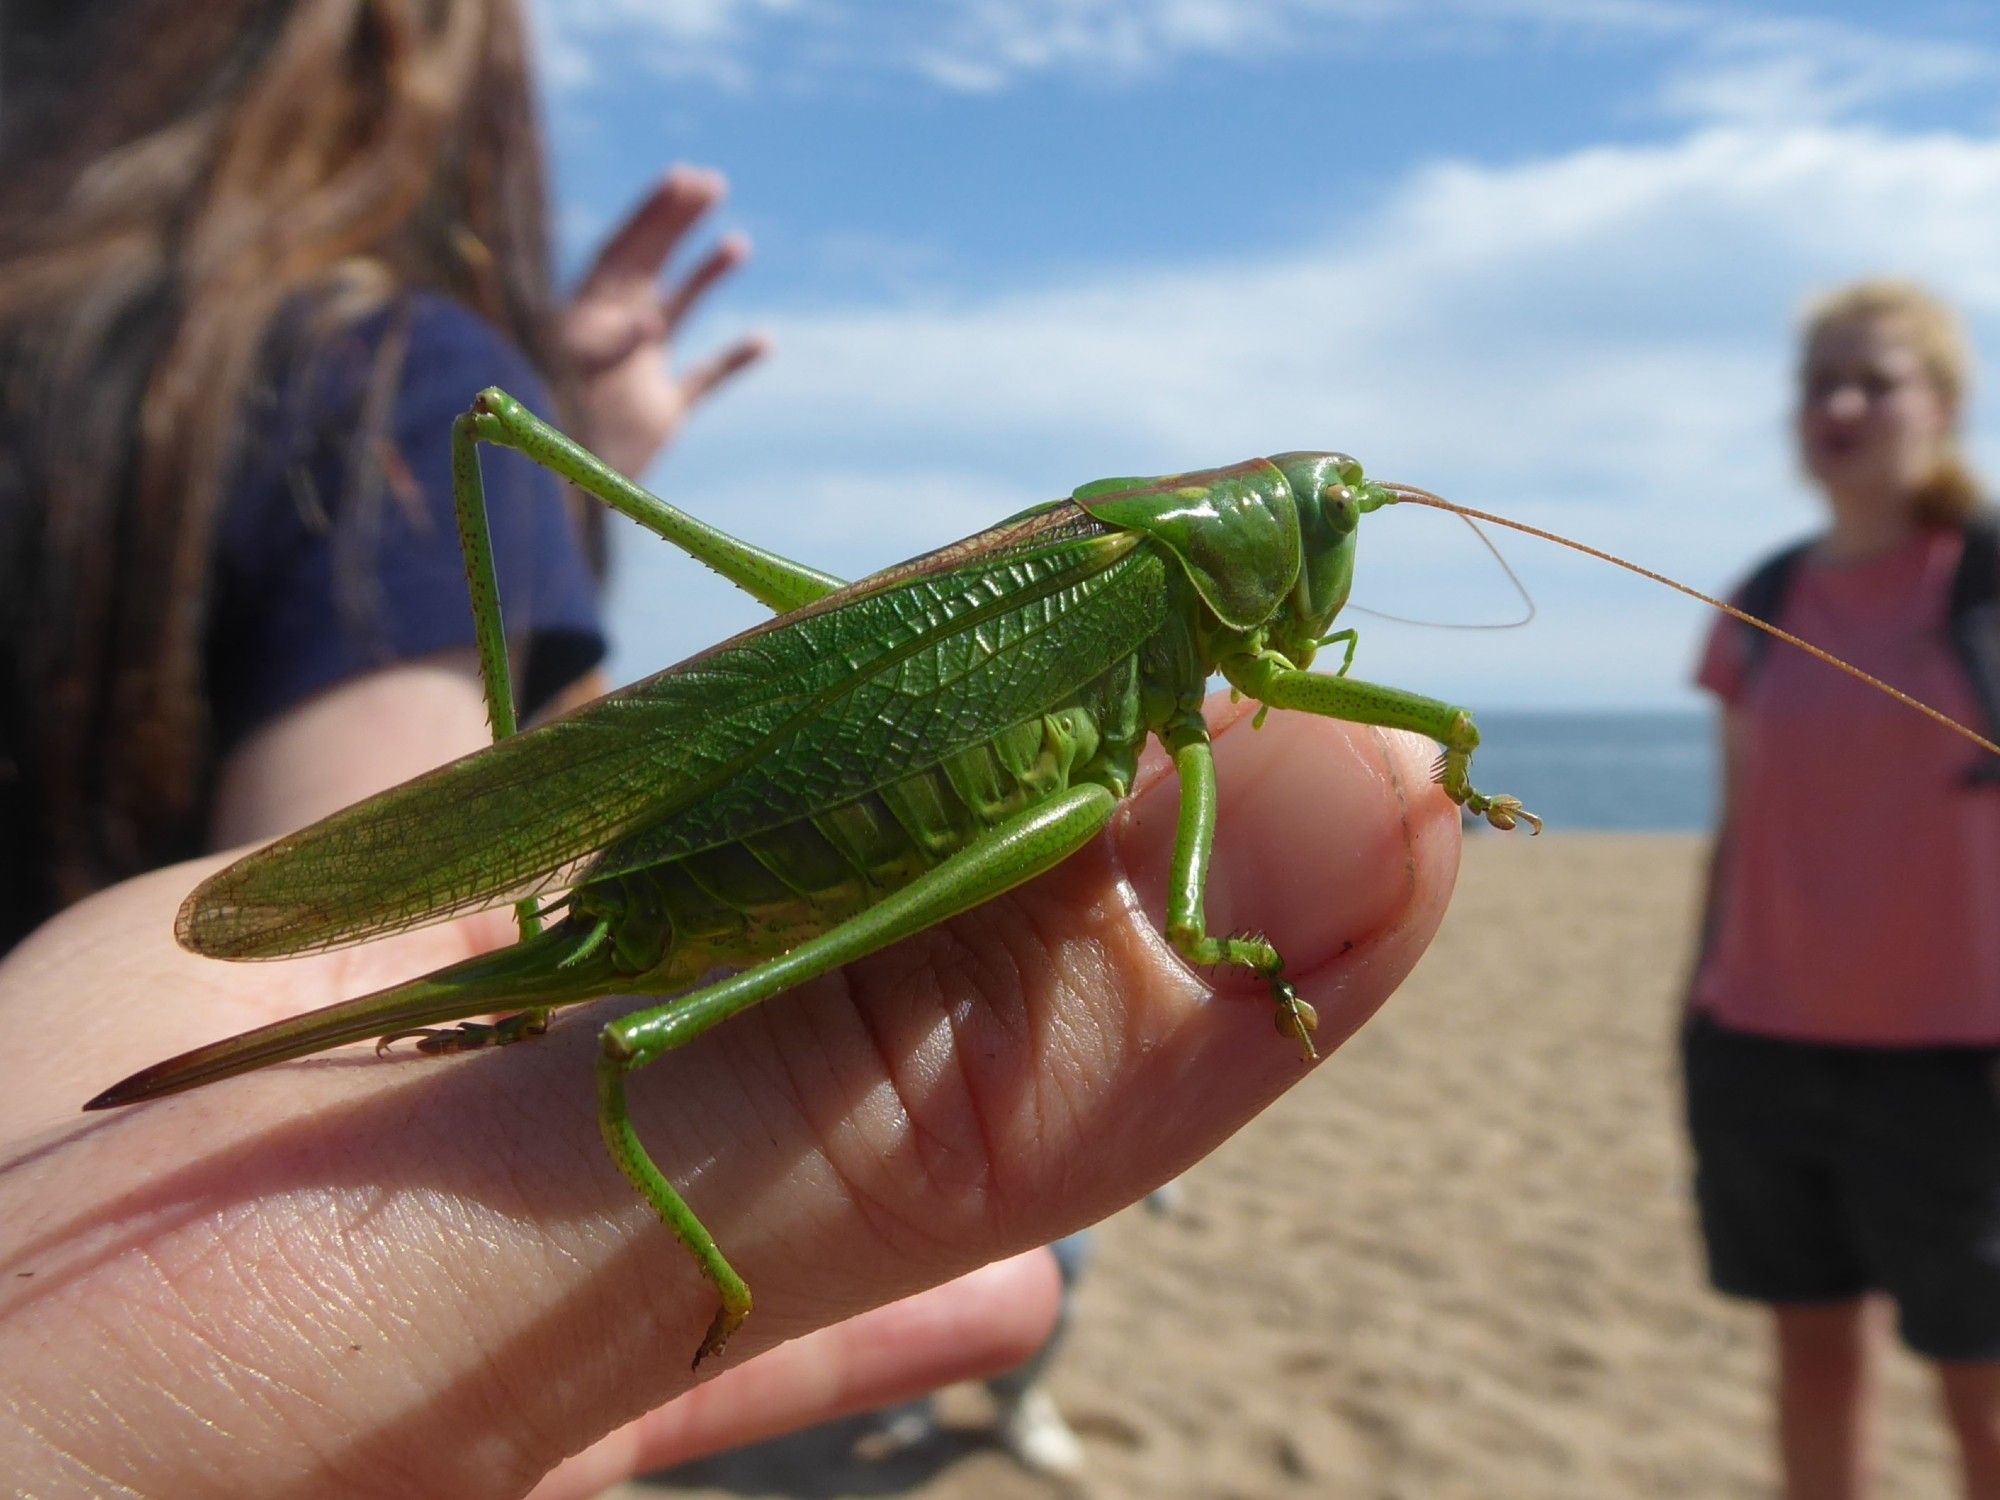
[183,507,1161,958]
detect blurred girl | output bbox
[0,0,763,951]
[1686,280,2000,1499]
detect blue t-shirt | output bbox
[206,294,605,752]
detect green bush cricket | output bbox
[84,389,2000,1367]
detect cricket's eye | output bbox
[1321,482,1358,531]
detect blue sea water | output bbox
[1463,710,1717,833]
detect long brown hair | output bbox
[0,0,564,927]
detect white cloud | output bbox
[532,0,802,91]
[905,0,1303,92]
[1656,16,1994,128]
[613,124,2000,709]
[532,0,1999,130]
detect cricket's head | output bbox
[1266,451,1395,663]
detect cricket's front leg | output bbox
[1318,627,1359,676]
[1223,652,1541,834]
[1160,721,1320,1061]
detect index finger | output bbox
[0,704,1458,1497]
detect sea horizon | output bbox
[1454,708,1716,834]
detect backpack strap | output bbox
[1947,511,2000,786]
[1731,537,1815,680]
[1731,522,2000,784]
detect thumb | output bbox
[1114,697,1460,1054]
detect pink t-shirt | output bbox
[1693,528,2000,1045]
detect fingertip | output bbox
[1224,714,1457,961]
[886,1248,1064,1368]
[660,164,726,203]
[1112,704,1459,1032]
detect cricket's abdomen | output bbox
[573,660,1145,985]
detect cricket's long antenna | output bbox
[1349,511,1538,630]
[1384,483,2000,761]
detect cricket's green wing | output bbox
[181,506,1162,959]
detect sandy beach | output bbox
[632,834,1957,1498]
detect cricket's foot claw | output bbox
[1272,980,1320,1063]
[692,1300,748,1370]
[376,1026,476,1057]
[1473,793,1542,834]
[374,1010,549,1058]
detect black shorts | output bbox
[1683,1011,2000,1361]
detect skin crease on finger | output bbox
[0,698,1459,1497]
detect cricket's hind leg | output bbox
[448,390,850,948]
[458,387,845,615]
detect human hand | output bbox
[0,700,1459,1497]
[562,165,769,480]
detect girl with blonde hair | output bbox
[1686,278,2000,1499]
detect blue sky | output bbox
[531,0,2000,709]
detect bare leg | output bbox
[1939,1360,2000,1499]
[1775,1297,1881,1500]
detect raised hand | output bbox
[562,165,770,480]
